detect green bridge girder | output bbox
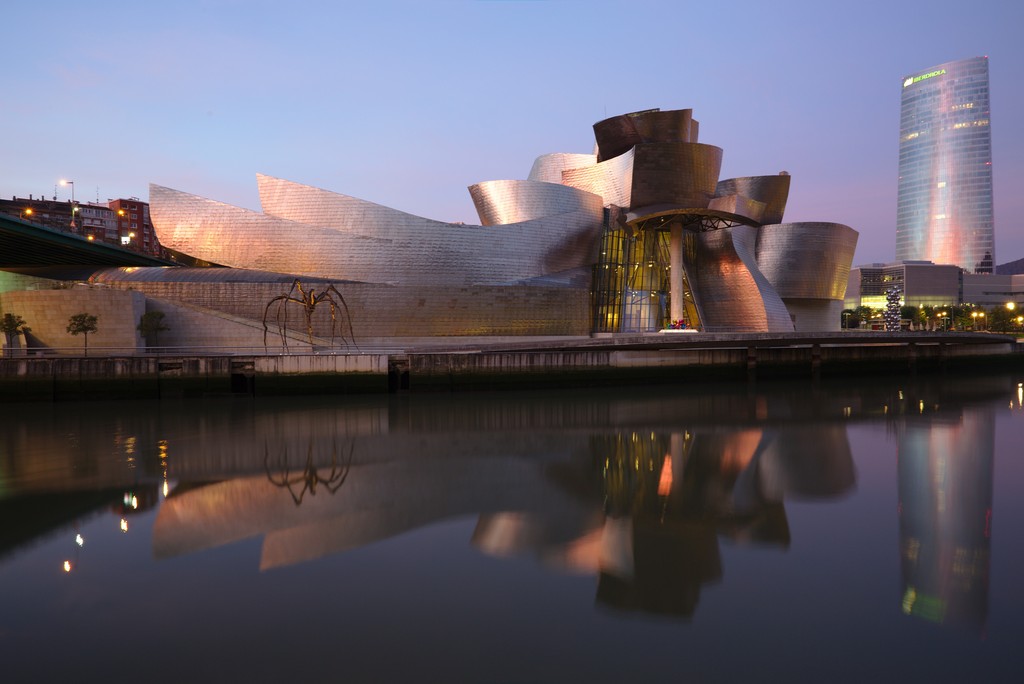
[0,213,175,268]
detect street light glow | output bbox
[60,179,77,229]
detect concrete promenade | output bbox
[0,331,1021,400]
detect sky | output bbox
[2,0,1022,266]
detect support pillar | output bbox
[670,222,684,324]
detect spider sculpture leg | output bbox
[263,295,292,349]
[326,284,357,349]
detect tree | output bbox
[900,305,922,329]
[1,313,30,357]
[67,313,99,356]
[845,305,874,329]
[950,304,971,331]
[137,311,169,347]
[987,306,1013,332]
[918,305,936,330]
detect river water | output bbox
[2,373,1023,682]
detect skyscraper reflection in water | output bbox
[897,404,994,632]
[0,380,1008,628]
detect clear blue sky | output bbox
[3,0,1022,266]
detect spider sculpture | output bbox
[262,279,356,349]
[265,439,354,506]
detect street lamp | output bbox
[60,179,77,230]
[117,209,129,245]
[19,207,33,221]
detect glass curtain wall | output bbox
[592,216,701,333]
[897,57,994,273]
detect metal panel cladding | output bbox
[151,183,603,287]
[467,180,602,226]
[896,56,994,273]
[715,175,791,225]
[560,149,635,208]
[593,109,696,161]
[630,143,723,211]
[755,222,858,299]
[527,153,597,184]
[683,226,794,333]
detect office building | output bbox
[896,57,994,273]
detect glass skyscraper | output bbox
[897,56,994,273]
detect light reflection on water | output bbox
[1,375,1023,682]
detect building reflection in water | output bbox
[145,419,854,621]
[264,439,353,506]
[0,377,1012,623]
[474,426,855,618]
[896,401,994,633]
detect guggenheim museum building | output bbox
[5,108,858,349]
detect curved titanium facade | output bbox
[527,153,597,184]
[564,108,855,333]
[707,194,767,224]
[755,222,858,331]
[630,142,723,211]
[682,226,794,333]
[467,180,601,227]
[143,106,857,337]
[560,149,635,209]
[756,223,858,300]
[151,183,603,287]
[897,57,994,273]
[715,175,791,225]
[593,109,698,161]
[257,173,454,235]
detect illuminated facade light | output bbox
[896,57,994,273]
